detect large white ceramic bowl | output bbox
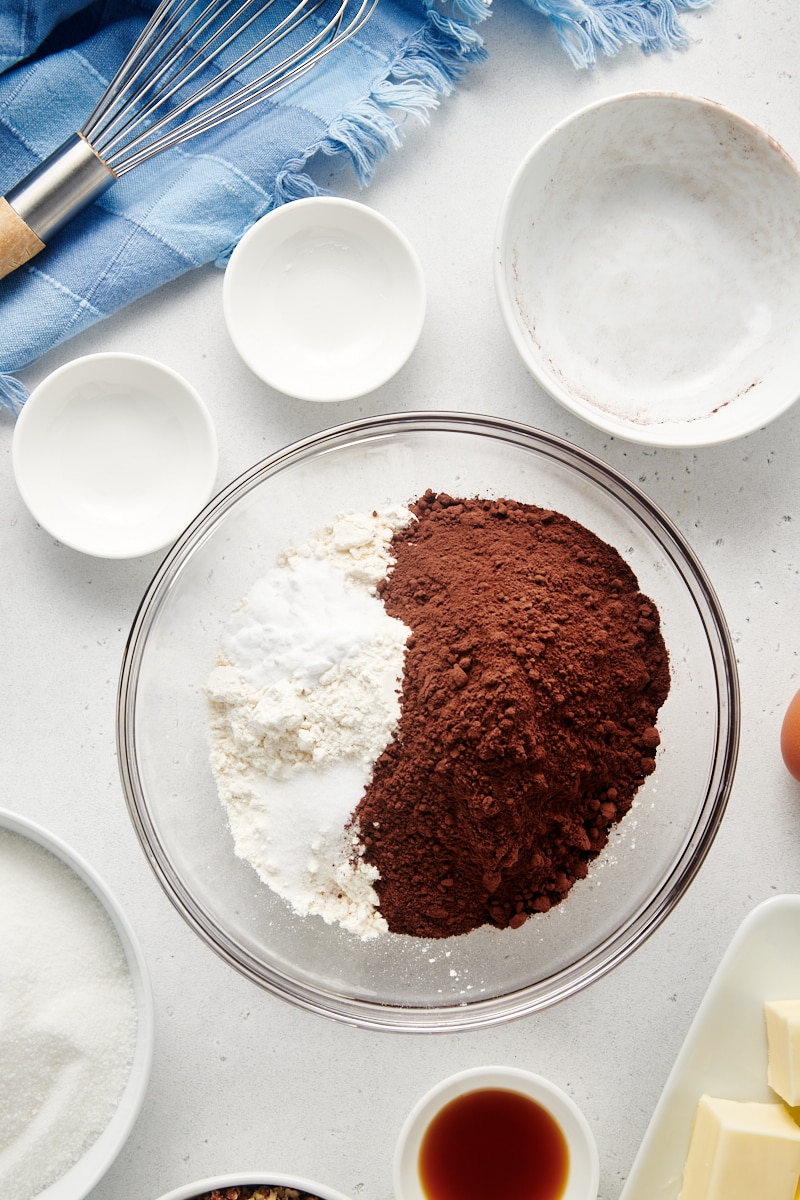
[12,352,218,558]
[223,197,426,402]
[495,92,800,446]
[394,1066,599,1200]
[117,412,739,1031]
[0,807,154,1200]
[155,1172,354,1200]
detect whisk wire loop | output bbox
[85,0,282,161]
[83,0,189,135]
[81,0,378,174]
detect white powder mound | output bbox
[222,764,387,937]
[279,506,410,589]
[206,506,413,939]
[0,831,137,1200]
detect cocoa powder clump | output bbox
[352,490,671,939]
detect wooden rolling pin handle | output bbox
[0,198,45,280]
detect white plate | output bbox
[620,895,800,1200]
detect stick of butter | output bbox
[678,1095,800,1200]
[766,1000,800,1106]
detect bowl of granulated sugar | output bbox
[0,808,153,1200]
[118,411,739,1032]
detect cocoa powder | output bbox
[352,490,671,939]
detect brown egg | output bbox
[781,690,800,781]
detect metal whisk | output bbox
[0,0,378,279]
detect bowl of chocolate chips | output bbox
[118,411,740,1031]
[155,1175,352,1200]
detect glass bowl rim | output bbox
[117,410,740,1032]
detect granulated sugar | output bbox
[206,506,413,938]
[0,829,137,1200]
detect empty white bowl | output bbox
[155,1173,355,1200]
[223,197,426,401]
[394,1066,599,1200]
[12,352,218,558]
[0,807,154,1200]
[495,92,800,446]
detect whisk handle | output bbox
[0,133,116,280]
[0,200,45,280]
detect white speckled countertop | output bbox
[2,2,800,1197]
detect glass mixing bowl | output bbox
[117,412,739,1032]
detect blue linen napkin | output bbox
[0,0,710,412]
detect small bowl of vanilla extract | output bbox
[393,1065,599,1200]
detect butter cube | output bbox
[766,1000,800,1106]
[678,1095,800,1200]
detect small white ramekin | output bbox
[12,351,218,558]
[223,197,426,402]
[394,1065,599,1200]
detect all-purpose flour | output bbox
[206,506,413,938]
[0,829,137,1200]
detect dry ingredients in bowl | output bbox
[206,491,670,941]
[0,828,137,1200]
